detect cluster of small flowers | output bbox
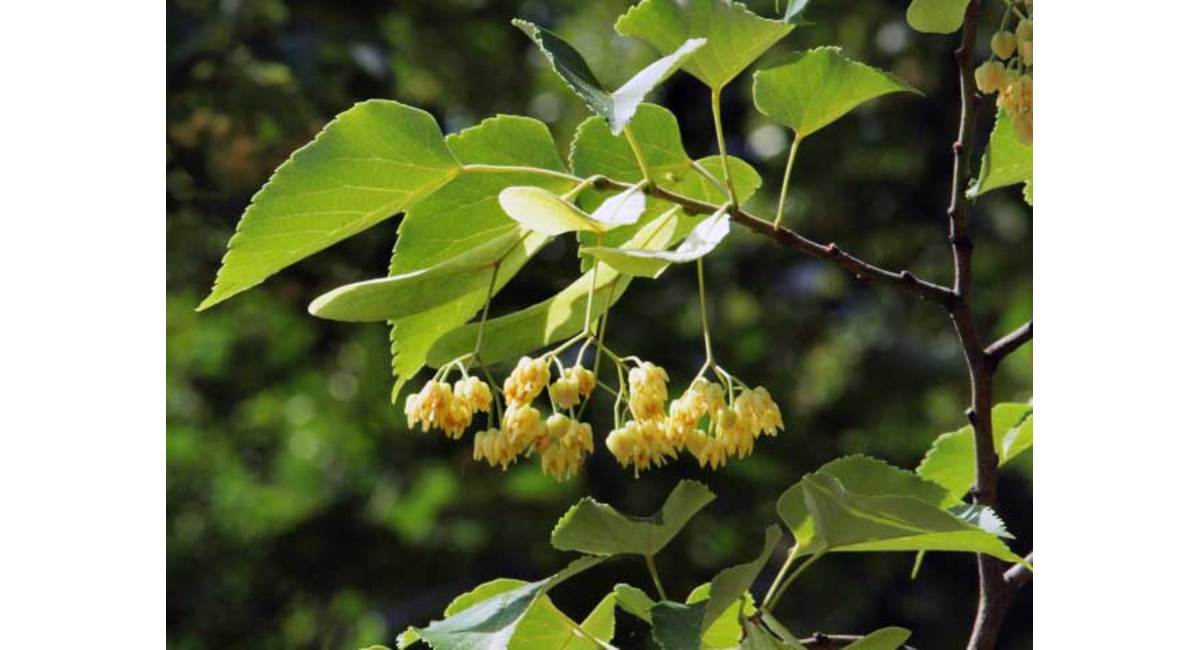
[605,362,678,475]
[471,356,597,481]
[404,375,492,439]
[606,361,784,475]
[671,379,783,470]
[974,5,1033,144]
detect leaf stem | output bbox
[774,132,802,228]
[623,127,653,184]
[710,86,737,207]
[761,546,800,611]
[473,264,501,357]
[764,552,823,611]
[696,258,715,364]
[645,554,668,600]
[582,235,604,337]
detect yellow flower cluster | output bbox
[606,362,680,475]
[538,413,594,481]
[672,379,784,469]
[405,376,492,439]
[468,356,598,481]
[975,5,1032,145]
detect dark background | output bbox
[166,1,1032,648]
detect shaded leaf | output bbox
[514,19,704,135]
[906,0,970,34]
[418,557,604,650]
[916,402,1033,500]
[650,601,705,650]
[968,110,1033,199]
[753,47,920,139]
[777,454,955,553]
[799,474,1023,563]
[843,627,912,650]
[616,0,794,89]
[701,525,780,632]
[199,100,460,310]
[741,622,787,649]
[550,480,715,556]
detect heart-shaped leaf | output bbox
[906,0,970,34]
[515,19,704,135]
[753,47,920,140]
[550,480,715,556]
[916,402,1033,500]
[199,100,461,310]
[968,110,1033,201]
[617,0,795,90]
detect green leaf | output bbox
[968,110,1033,199]
[905,0,970,34]
[199,100,460,310]
[614,583,656,623]
[753,47,920,139]
[570,103,693,188]
[309,230,526,322]
[581,208,731,278]
[499,186,611,235]
[777,454,955,553]
[616,0,795,90]
[701,525,780,632]
[418,556,604,650]
[397,627,421,649]
[426,208,686,365]
[916,403,1033,500]
[650,601,705,650]
[514,19,704,135]
[843,627,912,650]
[685,583,752,649]
[387,115,569,388]
[799,474,1023,563]
[741,622,787,650]
[509,593,617,650]
[550,480,715,556]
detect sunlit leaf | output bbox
[906,0,970,34]
[617,0,795,89]
[916,402,1033,500]
[843,627,912,650]
[426,208,686,365]
[614,583,656,623]
[499,186,610,235]
[550,480,715,556]
[581,209,731,278]
[741,622,787,649]
[515,19,704,135]
[968,110,1033,200]
[701,526,780,632]
[685,583,752,650]
[386,115,568,389]
[309,230,527,322]
[591,184,647,227]
[753,47,920,139]
[199,100,460,310]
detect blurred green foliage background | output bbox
[167,1,1032,648]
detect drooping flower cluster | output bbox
[606,359,785,475]
[974,2,1033,144]
[405,376,492,439]
[606,362,681,476]
[468,356,598,481]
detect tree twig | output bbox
[1004,552,1033,590]
[984,320,1033,364]
[796,632,918,649]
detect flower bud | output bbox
[974,61,1006,94]
[1019,39,1032,66]
[1016,18,1032,42]
[991,31,1017,59]
[549,377,581,408]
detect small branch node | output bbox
[825,243,841,256]
[952,141,963,154]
